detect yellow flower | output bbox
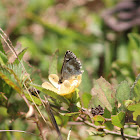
[42,74,82,96]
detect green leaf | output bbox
[127,103,140,121]
[82,93,92,108]
[49,50,58,75]
[13,48,27,64]
[112,107,117,115]
[117,42,129,63]
[0,71,21,93]
[131,74,140,102]
[80,69,92,93]
[30,83,70,105]
[24,92,42,105]
[111,61,135,84]
[89,92,102,109]
[69,89,80,104]
[91,77,116,112]
[55,115,69,126]
[124,100,134,108]
[111,112,125,128]
[127,103,140,111]
[2,65,22,88]
[0,51,8,65]
[0,41,6,54]
[93,115,105,124]
[103,108,114,130]
[0,63,27,88]
[103,108,111,118]
[116,81,130,108]
[128,33,140,50]
[128,33,140,66]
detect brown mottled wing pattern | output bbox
[58,50,83,83]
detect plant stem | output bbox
[83,121,140,139]
[121,128,126,140]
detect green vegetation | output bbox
[0,0,140,139]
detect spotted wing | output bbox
[59,50,83,83]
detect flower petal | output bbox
[57,75,82,95]
[49,74,59,88]
[42,82,58,93]
[42,74,82,96]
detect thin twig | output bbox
[34,112,47,140]
[124,125,138,128]
[104,118,111,121]
[84,121,105,130]
[0,130,37,136]
[24,83,47,123]
[83,121,140,139]
[67,127,72,140]
[68,122,84,125]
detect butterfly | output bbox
[42,50,83,96]
[58,50,83,83]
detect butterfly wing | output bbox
[59,50,83,83]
